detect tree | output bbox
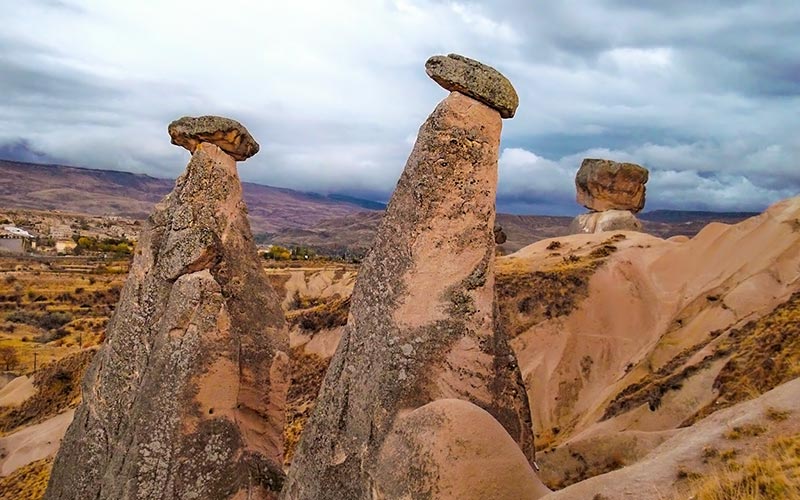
[0,346,20,371]
[264,245,291,261]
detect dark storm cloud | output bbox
[1,0,798,214]
[0,48,122,116]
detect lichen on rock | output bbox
[426,53,519,118]
[45,124,288,499]
[168,115,260,161]
[283,64,535,499]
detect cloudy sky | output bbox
[2,0,798,214]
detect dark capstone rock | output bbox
[425,53,519,118]
[169,115,260,161]
[494,223,507,244]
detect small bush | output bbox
[725,424,767,440]
[766,407,791,422]
[589,244,618,259]
[6,310,40,326]
[6,310,73,332]
[684,436,800,500]
[38,312,73,331]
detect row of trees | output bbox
[263,245,316,261]
[72,236,133,255]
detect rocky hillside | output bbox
[502,196,800,497]
[0,198,798,498]
[2,160,757,256]
[0,159,380,234]
[266,210,759,256]
[281,196,800,498]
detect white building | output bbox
[0,226,35,253]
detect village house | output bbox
[0,226,35,253]
[55,239,78,254]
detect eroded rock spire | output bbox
[45,117,289,499]
[283,55,536,499]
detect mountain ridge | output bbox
[0,159,382,234]
[2,159,761,253]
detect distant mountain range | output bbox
[1,159,760,254]
[639,209,760,223]
[0,159,383,234]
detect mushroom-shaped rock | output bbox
[283,90,534,500]
[426,53,519,118]
[45,142,289,499]
[576,159,649,212]
[169,115,260,161]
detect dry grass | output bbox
[688,292,800,423]
[496,246,618,339]
[0,257,122,372]
[286,295,350,332]
[0,457,52,500]
[725,424,768,441]
[680,434,800,500]
[283,347,331,466]
[767,407,792,422]
[605,291,800,423]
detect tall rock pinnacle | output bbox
[283,56,535,499]
[45,118,289,499]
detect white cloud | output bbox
[1,0,798,214]
[600,47,673,70]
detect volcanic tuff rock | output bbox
[283,86,535,497]
[169,115,260,161]
[374,399,551,498]
[45,134,289,498]
[575,159,648,213]
[568,209,643,234]
[426,53,519,118]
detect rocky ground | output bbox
[0,198,798,498]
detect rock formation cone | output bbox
[283,56,536,499]
[45,119,289,499]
